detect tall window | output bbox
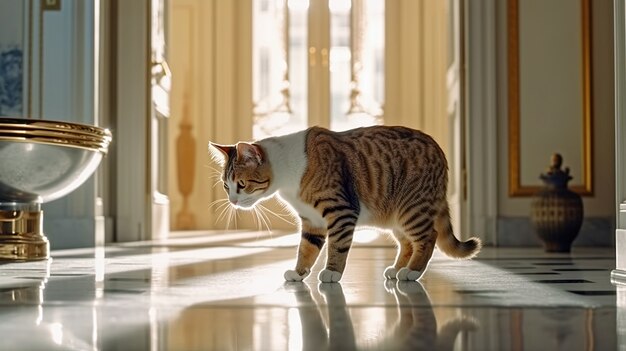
[252,0,384,139]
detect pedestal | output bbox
[0,205,49,260]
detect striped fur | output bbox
[210,126,481,282]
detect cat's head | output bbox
[209,142,273,209]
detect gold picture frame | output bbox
[508,0,593,197]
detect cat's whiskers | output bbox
[214,207,228,226]
[205,164,223,175]
[209,199,226,217]
[225,206,237,230]
[257,203,296,226]
[206,166,223,184]
[208,198,229,210]
[250,206,269,233]
[253,206,272,234]
[210,200,233,226]
[209,177,223,189]
[215,202,233,227]
[232,207,240,229]
[250,207,260,231]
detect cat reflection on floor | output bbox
[285,280,478,351]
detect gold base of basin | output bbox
[0,210,49,260]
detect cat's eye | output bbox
[237,180,246,188]
[223,184,229,190]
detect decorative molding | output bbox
[508,0,593,197]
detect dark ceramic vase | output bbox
[530,154,584,253]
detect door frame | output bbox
[615,0,626,233]
[112,0,153,242]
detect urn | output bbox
[530,154,584,253]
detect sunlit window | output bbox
[253,0,384,139]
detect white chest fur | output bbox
[258,130,330,228]
[277,190,326,229]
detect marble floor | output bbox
[0,231,622,351]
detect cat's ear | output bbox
[236,142,263,166]
[208,142,234,166]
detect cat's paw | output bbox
[318,269,342,283]
[383,266,398,280]
[396,267,424,281]
[284,268,310,282]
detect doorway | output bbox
[164,0,463,236]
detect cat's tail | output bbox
[434,204,482,259]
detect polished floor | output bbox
[0,231,622,350]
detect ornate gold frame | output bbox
[508,0,593,196]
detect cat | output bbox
[209,126,481,283]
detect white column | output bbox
[464,0,498,244]
[613,0,626,280]
[115,0,150,242]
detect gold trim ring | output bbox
[0,118,112,154]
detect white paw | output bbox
[396,267,423,281]
[284,268,310,282]
[383,266,398,280]
[318,269,342,283]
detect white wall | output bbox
[518,0,583,187]
[496,0,615,246]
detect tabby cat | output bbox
[210,126,481,283]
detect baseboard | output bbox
[45,216,114,250]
